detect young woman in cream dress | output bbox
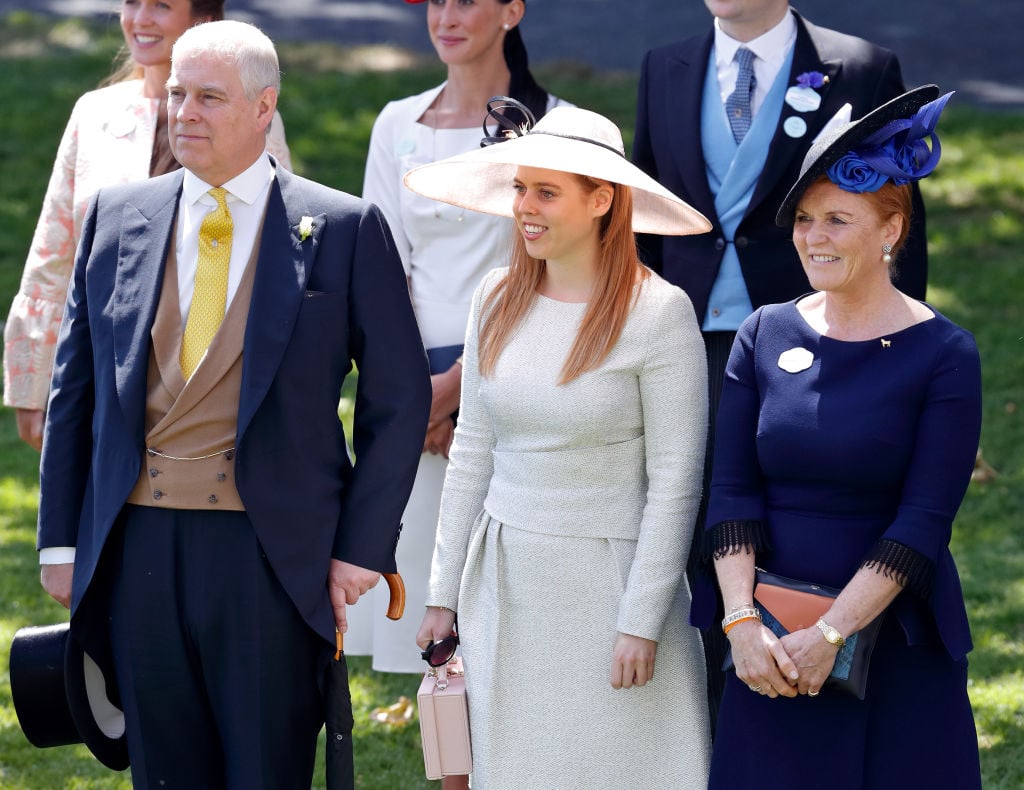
[408,104,713,789]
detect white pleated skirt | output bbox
[458,512,711,790]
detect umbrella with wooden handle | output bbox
[325,572,406,790]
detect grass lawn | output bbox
[1,11,1022,789]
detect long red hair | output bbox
[477,175,649,385]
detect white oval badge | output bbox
[778,347,814,373]
[785,85,822,113]
[783,116,808,139]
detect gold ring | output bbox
[748,684,762,693]
[808,689,820,697]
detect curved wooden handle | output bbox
[383,572,406,621]
[335,572,406,659]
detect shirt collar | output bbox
[183,151,275,207]
[714,8,797,72]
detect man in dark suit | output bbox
[37,20,430,787]
[632,0,926,733]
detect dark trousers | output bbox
[106,505,326,790]
[689,330,737,739]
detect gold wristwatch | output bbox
[815,618,846,648]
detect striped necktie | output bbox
[180,187,233,379]
[726,47,757,144]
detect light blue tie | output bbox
[726,47,757,144]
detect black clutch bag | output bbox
[722,568,884,700]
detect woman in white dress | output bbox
[2,0,290,450]
[348,0,564,681]
[406,105,714,788]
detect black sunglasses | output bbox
[420,616,459,667]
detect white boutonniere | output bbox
[299,216,315,242]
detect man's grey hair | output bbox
[172,20,280,100]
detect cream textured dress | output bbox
[428,268,712,789]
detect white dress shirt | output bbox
[177,153,276,324]
[713,10,798,118]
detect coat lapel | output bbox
[112,173,183,437]
[749,12,842,213]
[237,166,325,441]
[674,31,719,219]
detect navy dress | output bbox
[696,300,982,789]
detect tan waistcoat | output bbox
[127,227,261,510]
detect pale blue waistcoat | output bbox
[701,45,795,331]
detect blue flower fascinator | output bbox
[776,85,953,227]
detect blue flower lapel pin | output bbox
[784,71,830,138]
[796,71,829,89]
[785,70,829,122]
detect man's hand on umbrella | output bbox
[329,559,380,633]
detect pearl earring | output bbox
[882,243,893,264]
[503,23,510,30]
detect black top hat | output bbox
[776,85,949,227]
[9,622,129,770]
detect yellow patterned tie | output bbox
[180,187,233,379]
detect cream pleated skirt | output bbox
[458,513,710,790]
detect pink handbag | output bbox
[417,657,472,780]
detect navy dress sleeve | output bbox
[703,307,772,553]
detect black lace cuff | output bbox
[702,520,772,562]
[861,538,935,599]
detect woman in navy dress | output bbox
[695,86,983,788]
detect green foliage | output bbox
[277,45,443,195]
[0,17,120,302]
[0,11,1022,788]
[919,107,1024,788]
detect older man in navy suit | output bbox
[633,0,927,733]
[37,20,430,788]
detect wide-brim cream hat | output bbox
[403,103,711,237]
